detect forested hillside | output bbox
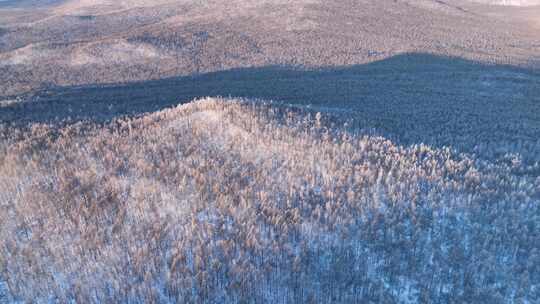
[1,1,539,303]
[1,98,539,303]
[1,0,539,97]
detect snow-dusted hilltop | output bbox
[2,98,540,303]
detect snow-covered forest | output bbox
[1,98,538,303]
[1,0,539,303]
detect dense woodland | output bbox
[1,98,538,303]
[1,1,539,303]
[1,0,539,97]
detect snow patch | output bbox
[70,40,163,66]
[0,44,53,65]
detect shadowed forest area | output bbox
[2,53,539,157]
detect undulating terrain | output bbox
[1,0,539,98]
[0,0,539,303]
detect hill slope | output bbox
[0,0,539,96]
[1,98,539,303]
